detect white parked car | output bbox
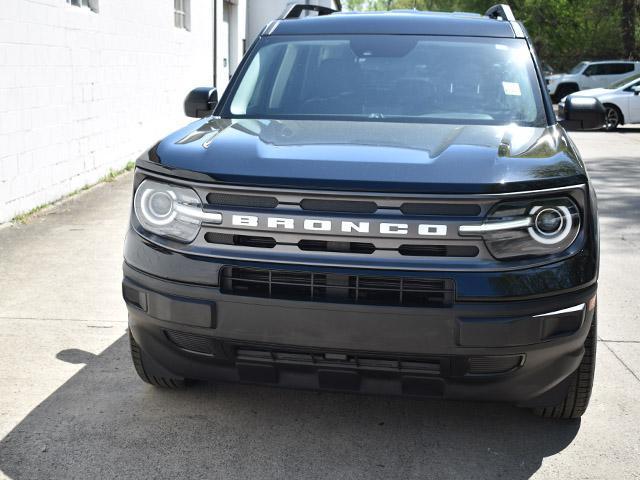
[559,73,640,130]
[546,60,640,102]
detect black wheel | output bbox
[533,314,596,419]
[604,105,622,131]
[129,329,187,389]
[554,84,579,103]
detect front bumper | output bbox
[123,255,596,405]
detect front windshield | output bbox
[224,35,546,126]
[569,62,588,74]
[608,72,640,89]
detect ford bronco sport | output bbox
[123,4,605,418]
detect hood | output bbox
[143,118,586,194]
[569,88,612,98]
[546,73,568,82]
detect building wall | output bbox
[214,0,247,93]
[0,0,244,224]
[246,0,341,46]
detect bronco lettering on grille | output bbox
[231,215,447,236]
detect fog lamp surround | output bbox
[460,197,581,260]
[134,179,221,243]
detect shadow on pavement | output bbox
[0,334,580,480]
[583,155,640,233]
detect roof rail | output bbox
[485,4,516,22]
[279,4,339,20]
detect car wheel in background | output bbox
[604,105,622,131]
[553,83,579,103]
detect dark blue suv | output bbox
[123,4,605,418]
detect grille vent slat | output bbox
[398,245,479,257]
[165,330,215,356]
[206,193,278,209]
[400,203,481,216]
[298,240,375,254]
[300,199,378,214]
[205,232,276,249]
[468,355,523,374]
[220,267,453,308]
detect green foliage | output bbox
[344,0,639,71]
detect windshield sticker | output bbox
[503,82,522,96]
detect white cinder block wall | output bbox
[246,0,340,44]
[0,0,219,223]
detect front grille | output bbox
[190,184,495,264]
[204,190,483,218]
[220,266,454,307]
[205,232,478,258]
[236,347,442,374]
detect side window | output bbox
[583,64,601,76]
[610,63,635,74]
[174,0,191,31]
[594,63,635,75]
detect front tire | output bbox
[533,313,596,419]
[129,329,187,389]
[604,105,622,131]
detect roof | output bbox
[585,60,640,64]
[268,11,517,38]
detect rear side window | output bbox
[226,35,546,127]
[609,63,635,74]
[586,63,635,75]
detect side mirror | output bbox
[632,86,640,96]
[184,87,218,118]
[559,96,606,131]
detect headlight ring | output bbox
[139,189,177,226]
[529,205,573,245]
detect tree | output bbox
[621,0,638,58]
[346,0,638,70]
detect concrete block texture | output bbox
[0,0,216,223]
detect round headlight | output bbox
[139,189,177,226]
[134,179,204,243]
[528,205,573,245]
[535,208,564,234]
[149,191,173,218]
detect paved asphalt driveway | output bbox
[1,128,639,480]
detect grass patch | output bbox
[10,161,136,224]
[103,161,135,182]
